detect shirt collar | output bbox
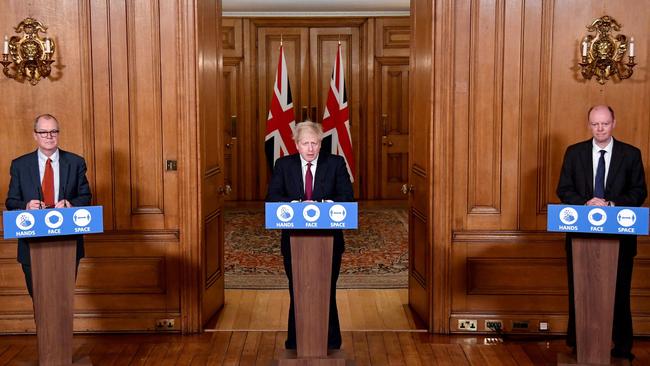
[38,148,59,163]
[592,138,613,155]
[299,155,318,167]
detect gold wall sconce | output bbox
[2,18,56,86]
[578,16,636,84]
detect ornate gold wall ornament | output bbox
[1,18,56,85]
[579,15,636,84]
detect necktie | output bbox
[305,162,313,201]
[594,150,606,198]
[42,158,54,207]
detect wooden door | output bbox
[256,27,309,196]
[309,27,360,192]
[378,62,409,199]
[197,0,225,325]
[223,60,240,200]
[408,0,433,328]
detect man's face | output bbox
[589,107,616,146]
[33,117,59,156]
[295,131,321,162]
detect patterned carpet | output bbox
[224,206,408,289]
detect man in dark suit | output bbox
[266,121,354,350]
[6,114,92,297]
[557,105,647,361]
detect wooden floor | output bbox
[0,332,648,365]
[209,289,423,331]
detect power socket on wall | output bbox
[155,318,175,330]
[457,319,477,331]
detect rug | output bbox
[224,206,408,289]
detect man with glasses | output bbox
[5,114,92,297]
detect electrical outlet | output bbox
[458,319,477,331]
[485,320,503,331]
[512,320,529,330]
[155,318,175,330]
[539,321,549,331]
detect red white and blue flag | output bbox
[265,45,297,169]
[322,43,355,182]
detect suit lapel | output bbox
[579,140,594,197]
[59,150,70,200]
[292,155,305,200]
[312,154,328,200]
[29,151,43,199]
[607,138,623,191]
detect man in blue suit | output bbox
[557,105,647,361]
[6,114,92,297]
[266,121,354,350]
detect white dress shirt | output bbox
[38,148,60,203]
[592,138,613,189]
[299,154,318,197]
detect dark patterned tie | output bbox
[42,158,54,207]
[594,150,606,198]
[305,162,313,201]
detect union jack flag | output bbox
[265,45,297,169]
[322,43,355,182]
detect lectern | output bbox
[266,202,357,365]
[548,204,648,366]
[4,206,103,366]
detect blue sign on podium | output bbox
[265,202,358,229]
[547,204,648,236]
[3,206,104,239]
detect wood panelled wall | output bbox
[0,0,208,333]
[410,0,650,333]
[221,17,411,201]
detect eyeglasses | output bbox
[34,129,59,138]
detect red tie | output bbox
[305,162,313,201]
[42,158,54,207]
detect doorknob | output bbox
[382,139,393,147]
[401,184,414,195]
[218,185,232,195]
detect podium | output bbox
[4,206,103,366]
[548,204,648,366]
[266,202,357,365]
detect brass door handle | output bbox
[401,184,414,195]
[218,185,232,195]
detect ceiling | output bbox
[222,0,410,17]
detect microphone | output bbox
[37,186,44,210]
[59,177,67,208]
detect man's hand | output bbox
[55,200,72,208]
[586,197,608,206]
[25,200,45,210]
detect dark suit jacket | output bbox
[266,153,354,255]
[6,149,92,264]
[556,138,647,256]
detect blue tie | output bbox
[594,150,606,198]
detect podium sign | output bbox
[547,204,648,235]
[3,206,104,239]
[265,202,357,230]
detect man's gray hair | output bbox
[33,114,59,130]
[293,120,323,143]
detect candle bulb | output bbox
[629,37,635,57]
[44,38,51,53]
[3,36,8,55]
[581,38,588,57]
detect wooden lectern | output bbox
[279,233,346,366]
[558,237,628,366]
[30,237,91,366]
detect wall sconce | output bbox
[1,18,56,86]
[578,15,635,85]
